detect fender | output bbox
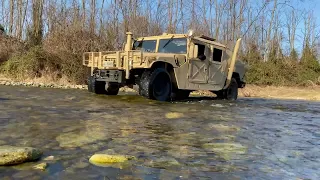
[149,55,186,68]
[224,38,242,89]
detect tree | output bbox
[0,24,5,35]
[29,0,44,46]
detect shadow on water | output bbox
[0,97,10,101]
[0,85,319,179]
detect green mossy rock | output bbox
[33,162,47,171]
[89,154,134,164]
[0,146,42,165]
[148,157,181,169]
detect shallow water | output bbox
[0,85,319,180]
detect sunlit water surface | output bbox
[0,85,319,180]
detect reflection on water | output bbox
[0,85,319,179]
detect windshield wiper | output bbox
[162,35,174,48]
[133,38,144,50]
[137,38,144,47]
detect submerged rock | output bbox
[208,124,240,132]
[147,157,181,169]
[165,112,184,119]
[43,156,54,161]
[33,162,47,171]
[0,146,42,165]
[203,143,247,160]
[56,120,108,148]
[89,154,134,164]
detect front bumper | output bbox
[94,69,125,83]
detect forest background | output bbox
[0,0,319,87]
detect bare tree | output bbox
[9,0,15,35]
[30,0,44,46]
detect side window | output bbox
[212,48,222,62]
[196,44,205,57]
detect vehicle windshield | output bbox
[132,40,157,52]
[158,38,187,54]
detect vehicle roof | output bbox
[135,33,227,49]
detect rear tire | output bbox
[89,77,119,95]
[105,82,119,95]
[172,89,191,100]
[87,76,94,92]
[225,78,238,100]
[139,68,172,101]
[213,78,238,100]
[91,79,107,94]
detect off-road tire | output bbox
[172,89,191,100]
[105,82,119,95]
[87,76,94,92]
[213,78,238,100]
[139,68,172,101]
[225,78,238,100]
[92,79,107,94]
[214,90,225,99]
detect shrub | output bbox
[0,36,26,64]
[1,46,62,80]
[245,58,319,86]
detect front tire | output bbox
[139,68,172,101]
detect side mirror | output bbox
[198,54,206,61]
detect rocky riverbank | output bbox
[0,79,87,89]
[0,75,319,101]
[0,76,136,92]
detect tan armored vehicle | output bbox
[83,31,246,101]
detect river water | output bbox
[0,85,319,180]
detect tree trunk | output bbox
[30,0,43,46]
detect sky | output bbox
[291,0,320,52]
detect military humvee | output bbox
[83,31,246,101]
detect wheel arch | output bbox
[150,61,175,71]
[150,61,177,87]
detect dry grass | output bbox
[239,84,320,101]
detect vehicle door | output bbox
[207,47,228,86]
[188,43,209,83]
